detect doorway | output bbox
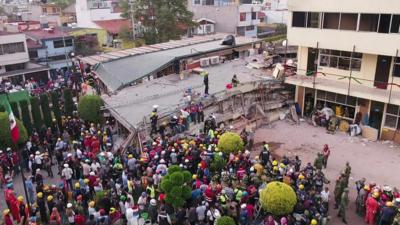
[307,48,318,74]
[369,101,384,134]
[374,55,391,89]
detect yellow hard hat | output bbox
[364,185,370,191]
[84,179,89,184]
[37,192,43,198]
[299,174,305,180]
[386,201,394,207]
[273,166,279,171]
[311,219,318,225]
[110,207,116,213]
[272,160,278,166]
[372,192,380,198]
[128,154,133,159]
[75,183,80,189]
[279,163,286,168]
[89,201,95,207]
[192,174,197,180]
[299,184,305,190]
[17,196,24,202]
[3,209,10,215]
[47,195,53,201]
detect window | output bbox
[378,14,391,33]
[319,49,362,71]
[240,13,246,22]
[205,25,212,33]
[193,0,200,4]
[359,14,379,32]
[246,25,254,31]
[391,15,400,33]
[339,13,358,30]
[0,42,25,54]
[307,12,320,28]
[292,12,306,27]
[393,57,400,77]
[204,0,214,5]
[5,63,25,72]
[237,27,245,36]
[42,7,47,13]
[323,13,340,29]
[53,39,73,48]
[385,104,400,129]
[251,12,257,20]
[316,90,357,119]
[29,50,38,59]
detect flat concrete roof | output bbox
[102,57,274,128]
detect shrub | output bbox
[51,91,62,129]
[216,216,236,225]
[210,153,227,172]
[0,112,28,148]
[0,105,5,112]
[160,165,192,208]
[217,132,244,154]
[10,101,20,120]
[40,94,52,127]
[30,96,43,131]
[259,181,297,216]
[78,95,103,123]
[63,88,74,116]
[19,100,32,135]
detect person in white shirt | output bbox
[34,151,43,169]
[321,187,330,210]
[62,164,73,189]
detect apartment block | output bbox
[285,0,400,142]
[188,0,262,37]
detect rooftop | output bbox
[81,34,259,91]
[102,57,273,128]
[24,28,72,40]
[0,31,18,36]
[93,19,131,34]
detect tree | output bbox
[63,88,74,116]
[10,101,20,120]
[120,0,195,44]
[30,96,43,131]
[259,181,297,216]
[51,91,62,129]
[160,165,192,208]
[78,95,103,123]
[20,100,32,135]
[217,132,244,154]
[216,216,235,225]
[40,94,53,128]
[0,105,5,112]
[210,153,227,173]
[0,112,28,148]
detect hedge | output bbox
[19,100,32,135]
[78,95,103,123]
[30,96,43,131]
[259,181,297,216]
[51,91,62,129]
[217,132,244,154]
[40,94,52,127]
[10,101,20,120]
[63,88,74,116]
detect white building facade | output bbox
[285,0,400,142]
[188,0,262,37]
[75,0,122,28]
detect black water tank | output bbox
[221,35,236,46]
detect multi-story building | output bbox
[285,0,400,142]
[25,28,74,71]
[75,0,123,28]
[3,2,63,26]
[188,0,262,37]
[0,31,49,84]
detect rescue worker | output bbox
[337,188,349,224]
[259,142,270,167]
[322,144,330,168]
[379,201,396,225]
[37,192,48,224]
[356,185,368,216]
[365,192,380,225]
[150,105,158,136]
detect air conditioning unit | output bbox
[210,56,220,65]
[200,58,210,67]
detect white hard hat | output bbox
[150,199,157,206]
[67,203,73,208]
[90,172,95,176]
[241,204,247,209]
[153,105,159,109]
[64,164,69,168]
[36,151,40,155]
[6,147,11,151]
[67,153,72,157]
[160,159,165,164]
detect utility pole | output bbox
[130,0,136,40]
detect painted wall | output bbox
[36,38,74,59]
[0,33,29,67]
[76,0,122,28]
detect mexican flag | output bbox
[0,95,20,143]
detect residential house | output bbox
[285,0,400,142]
[188,0,262,37]
[25,28,74,72]
[0,31,50,84]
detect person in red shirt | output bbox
[90,137,100,155]
[322,144,330,168]
[3,209,13,225]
